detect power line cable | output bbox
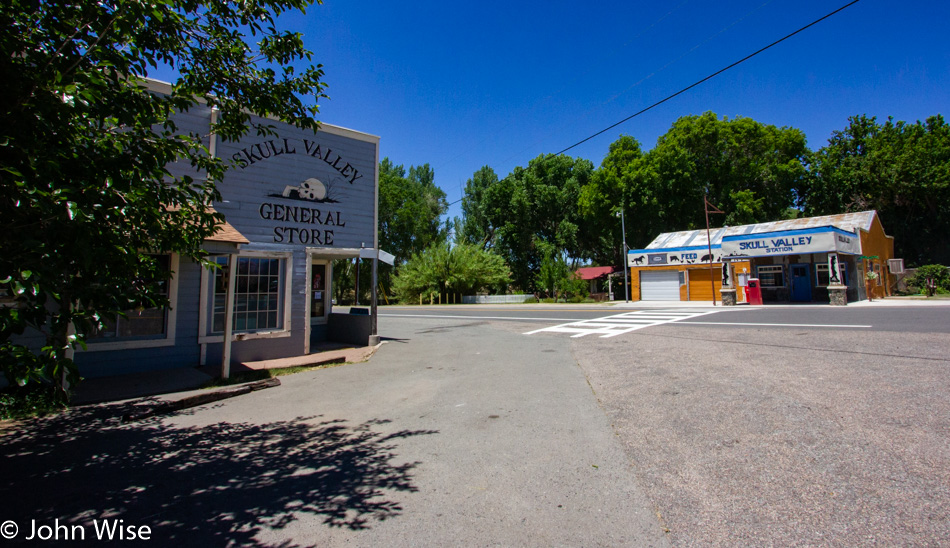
[443,1,694,206]
[554,0,861,156]
[448,0,861,208]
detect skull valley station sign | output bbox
[231,138,367,246]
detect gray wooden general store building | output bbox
[75,82,380,378]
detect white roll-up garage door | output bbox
[640,270,680,301]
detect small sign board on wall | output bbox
[628,248,723,267]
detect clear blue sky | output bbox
[209,1,950,222]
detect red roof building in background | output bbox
[575,266,619,280]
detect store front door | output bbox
[790,264,812,302]
[308,258,331,350]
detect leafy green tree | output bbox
[0,0,326,391]
[577,135,643,266]
[622,112,808,247]
[378,158,448,268]
[534,245,588,301]
[803,115,950,265]
[535,245,570,299]
[391,243,509,302]
[458,166,500,249]
[482,154,594,292]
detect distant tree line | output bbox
[384,111,948,300]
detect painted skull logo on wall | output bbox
[272,177,340,203]
[296,178,327,201]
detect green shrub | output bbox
[523,296,539,304]
[0,383,67,421]
[907,264,950,296]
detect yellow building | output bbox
[627,211,895,304]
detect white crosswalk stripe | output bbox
[523,310,721,338]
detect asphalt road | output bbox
[565,306,950,547]
[2,303,947,546]
[380,302,950,334]
[397,303,950,546]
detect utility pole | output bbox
[617,208,629,302]
[704,194,724,306]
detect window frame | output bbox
[756,265,786,288]
[210,256,284,334]
[83,254,179,352]
[198,251,293,344]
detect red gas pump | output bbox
[746,278,763,306]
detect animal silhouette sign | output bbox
[628,249,722,267]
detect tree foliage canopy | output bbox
[457,166,499,250]
[617,112,808,247]
[479,154,594,292]
[378,159,448,264]
[454,110,946,299]
[0,0,326,389]
[577,135,643,266]
[802,115,950,265]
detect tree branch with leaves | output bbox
[0,0,327,394]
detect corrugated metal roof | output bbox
[645,211,877,249]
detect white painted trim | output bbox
[317,123,380,144]
[83,338,177,352]
[304,257,311,354]
[83,254,180,352]
[199,328,293,345]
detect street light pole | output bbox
[617,208,629,302]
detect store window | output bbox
[816,263,848,287]
[757,265,785,287]
[90,255,173,341]
[212,256,284,333]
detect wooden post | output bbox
[704,195,724,305]
[370,252,379,345]
[221,253,238,379]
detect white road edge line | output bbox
[674,321,872,328]
[380,313,587,322]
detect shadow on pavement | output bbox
[0,403,438,545]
